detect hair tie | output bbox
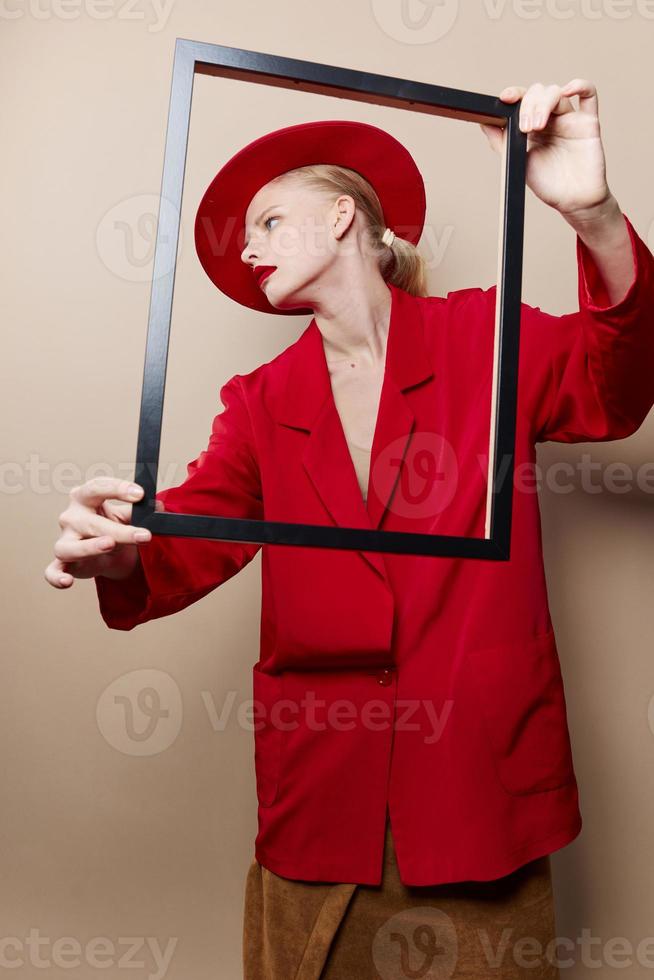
[381,227,396,247]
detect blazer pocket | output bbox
[252,665,283,808]
[465,628,576,796]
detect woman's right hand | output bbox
[44,477,163,589]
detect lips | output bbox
[253,265,276,288]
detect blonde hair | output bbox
[271,164,429,298]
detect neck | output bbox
[312,278,392,369]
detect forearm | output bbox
[560,194,634,307]
[524,208,654,444]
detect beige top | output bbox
[347,439,371,502]
[325,346,385,508]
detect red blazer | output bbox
[96,213,654,885]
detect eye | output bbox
[265,215,280,231]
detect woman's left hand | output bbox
[480,80,613,221]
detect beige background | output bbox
[3,2,654,977]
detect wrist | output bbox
[559,193,626,250]
[98,544,140,581]
[559,190,620,232]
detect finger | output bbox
[500,82,543,130]
[548,93,576,116]
[98,496,164,523]
[63,502,152,545]
[499,85,526,102]
[53,528,132,563]
[97,500,132,524]
[516,83,549,131]
[559,77,598,115]
[526,84,574,130]
[99,499,133,524]
[44,556,75,589]
[519,83,577,131]
[71,477,145,509]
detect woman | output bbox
[46,80,654,979]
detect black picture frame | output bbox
[129,37,527,561]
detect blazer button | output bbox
[377,668,394,686]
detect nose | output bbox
[240,231,263,266]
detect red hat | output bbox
[193,119,426,316]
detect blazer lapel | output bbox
[273,282,435,581]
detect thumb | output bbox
[110,497,165,521]
[479,122,504,155]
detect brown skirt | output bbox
[243,810,560,980]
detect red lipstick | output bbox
[253,265,276,288]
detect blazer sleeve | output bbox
[94,374,263,631]
[518,211,654,444]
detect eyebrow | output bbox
[244,204,282,246]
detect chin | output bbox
[265,280,308,312]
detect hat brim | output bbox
[193,119,426,316]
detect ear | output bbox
[331,194,356,240]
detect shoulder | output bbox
[422,283,496,308]
[418,284,497,330]
[417,284,497,360]
[225,320,312,412]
